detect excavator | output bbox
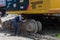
[1,0,60,34]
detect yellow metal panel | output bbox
[50,0,60,10]
[6,0,49,14]
[47,0,60,13]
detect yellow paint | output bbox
[6,0,60,14]
[50,0,60,10]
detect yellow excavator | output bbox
[6,0,60,14]
[2,0,60,33]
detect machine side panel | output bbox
[48,0,60,13]
[6,0,49,14]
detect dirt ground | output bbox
[0,24,60,40]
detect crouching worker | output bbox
[11,15,22,36]
[1,14,22,36]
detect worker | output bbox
[11,15,22,35]
[0,0,6,17]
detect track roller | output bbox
[25,19,38,33]
[36,21,42,32]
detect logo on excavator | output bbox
[31,1,43,9]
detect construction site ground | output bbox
[0,24,60,40]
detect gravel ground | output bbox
[0,24,33,40]
[0,24,60,40]
[0,36,33,40]
[0,29,33,40]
